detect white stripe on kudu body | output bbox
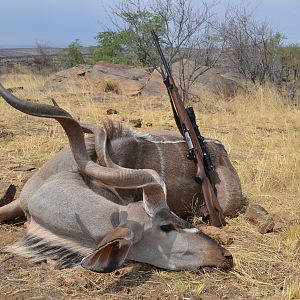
[154,136,167,178]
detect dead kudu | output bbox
[0,83,240,272]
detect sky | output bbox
[0,0,299,48]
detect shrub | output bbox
[103,80,120,94]
[61,39,85,68]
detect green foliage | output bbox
[63,39,85,68]
[88,31,138,65]
[270,32,286,48]
[119,10,166,66]
[277,44,300,67]
[265,32,286,58]
[276,43,300,81]
[89,11,166,67]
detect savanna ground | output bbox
[0,70,299,299]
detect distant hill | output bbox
[0,47,91,58]
[0,47,91,73]
[0,48,61,56]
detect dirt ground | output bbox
[0,74,299,299]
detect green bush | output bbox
[62,39,85,68]
[88,11,166,67]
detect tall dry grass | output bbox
[0,72,299,299]
[193,85,300,216]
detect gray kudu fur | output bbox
[0,83,241,272]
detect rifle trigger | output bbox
[186,150,194,160]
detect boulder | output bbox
[106,109,118,115]
[197,68,242,98]
[200,226,234,245]
[88,61,149,96]
[172,60,242,98]
[244,204,275,234]
[43,65,92,92]
[141,69,167,97]
[129,118,142,128]
[0,184,16,207]
[43,61,242,99]
[43,62,150,96]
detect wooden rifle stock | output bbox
[151,30,226,227]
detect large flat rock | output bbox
[43,61,243,99]
[43,62,150,96]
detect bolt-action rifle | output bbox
[151,30,226,227]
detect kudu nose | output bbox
[220,249,233,269]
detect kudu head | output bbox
[80,205,233,272]
[0,83,233,272]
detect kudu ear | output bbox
[81,227,133,273]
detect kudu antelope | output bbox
[0,83,239,271]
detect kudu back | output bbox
[21,118,243,219]
[0,84,236,271]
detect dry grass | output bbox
[0,72,299,299]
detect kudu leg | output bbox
[0,199,24,223]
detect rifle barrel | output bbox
[151,30,172,79]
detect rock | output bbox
[244,204,275,234]
[6,86,24,93]
[87,61,149,96]
[113,263,142,277]
[43,62,150,96]
[7,164,36,172]
[141,69,167,97]
[91,95,104,102]
[197,68,242,98]
[106,109,118,115]
[171,61,242,99]
[15,165,36,172]
[129,119,142,128]
[42,60,244,100]
[0,129,14,140]
[198,293,222,300]
[4,163,20,169]
[43,65,92,92]
[60,273,91,288]
[200,226,233,245]
[72,66,86,76]
[0,184,16,207]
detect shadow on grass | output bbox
[99,264,154,295]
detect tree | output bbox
[113,1,167,66]
[63,39,85,68]
[34,42,57,73]
[105,0,221,101]
[89,31,131,64]
[219,6,284,85]
[275,43,300,102]
[152,0,222,100]
[276,43,300,82]
[91,3,166,66]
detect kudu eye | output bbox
[160,224,175,233]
